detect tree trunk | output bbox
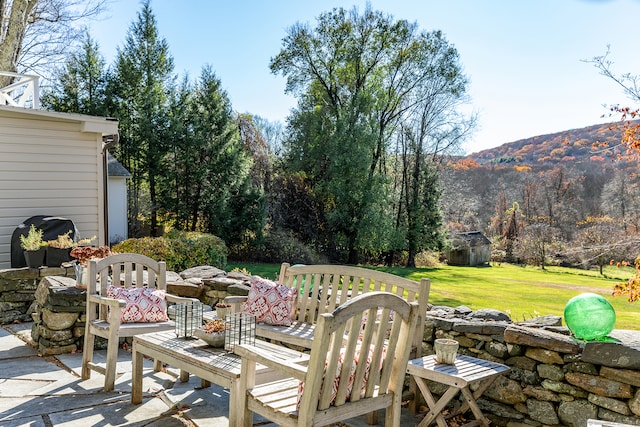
[0,0,36,85]
[406,249,416,268]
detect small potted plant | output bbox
[215,301,231,319]
[194,319,226,347]
[20,224,46,268]
[70,245,111,288]
[45,230,75,267]
[70,244,110,266]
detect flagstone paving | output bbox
[0,323,421,426]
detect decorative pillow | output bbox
[107,286,168,323]
[242,276,295,326]
[297,344,387,408]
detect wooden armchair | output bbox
[81,253,197,391]
[235,291,420,427]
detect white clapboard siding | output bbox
[0,106,118,268]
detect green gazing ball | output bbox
[564,293,616,340]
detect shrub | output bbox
[247,229,325,264]
[414,251,441,267]
[112,231,227,271]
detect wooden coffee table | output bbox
[131,330,307,426]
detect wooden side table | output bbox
[407,353,510,427]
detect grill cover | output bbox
[11,215,78,268]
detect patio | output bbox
[0,322,421,426]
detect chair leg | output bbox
[384,397,401,427]
[103,336,119,392]
[81,330,95,380]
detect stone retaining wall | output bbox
[425,306,640,427]
[30,276,85,355]
[27,266,252,356]
[0,266,75,324]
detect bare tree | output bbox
[585,46,640,104]
[0,0,107,86]
[514,222,564,270]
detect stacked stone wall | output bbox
[0,266,75,324]
[31,276,86,355]
[425,306,640,427]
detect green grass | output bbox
[226,262,639,331]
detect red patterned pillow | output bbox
[297,344,387,408]
[242,276,295,326]
[107,286,168,323]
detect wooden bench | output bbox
[227,262,431,409]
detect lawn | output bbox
[226,262,639,331]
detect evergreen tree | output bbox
[108,0,174,237]
[163,76,196,229]
[171,65,257,243]
[42,32,107,116]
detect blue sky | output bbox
[90,0,640,154]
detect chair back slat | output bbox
[299,291,419,417]
[82,252,172,393]
[89,253,167,297]
[279,263,430,365]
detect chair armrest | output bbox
[235,343,308,381]
[88,294,126,308]
[165,293,200,304]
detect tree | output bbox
[237,113,272,192]
[272,5,469,263]
[163,75,196,230]
[170,66,256,243]
[0,0,107,86]
[394,52,474,266]
[514,222,564,269]
[573,216,625,274]
[587,47,640,302]
[251,115,285,157]
[41,32,107,116]
[491,200,522,263]
[108,0,174,237]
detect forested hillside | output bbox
[439,120,640,270]
[468,121,633,165]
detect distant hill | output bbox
[466,121,630,165]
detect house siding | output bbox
[0,108,117,268]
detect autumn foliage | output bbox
[612,256,640,302]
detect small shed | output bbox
[107,152,130,244]
[0,104,119,269]
[448,231,492,266]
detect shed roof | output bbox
[453,231,491,247]
[107,152,131,177]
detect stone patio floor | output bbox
[0,323,422,426]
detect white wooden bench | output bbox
[227,262,431,409]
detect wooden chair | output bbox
[81,253,197,391]
[235,291,420,427]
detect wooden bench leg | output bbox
[131,342,143,404]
